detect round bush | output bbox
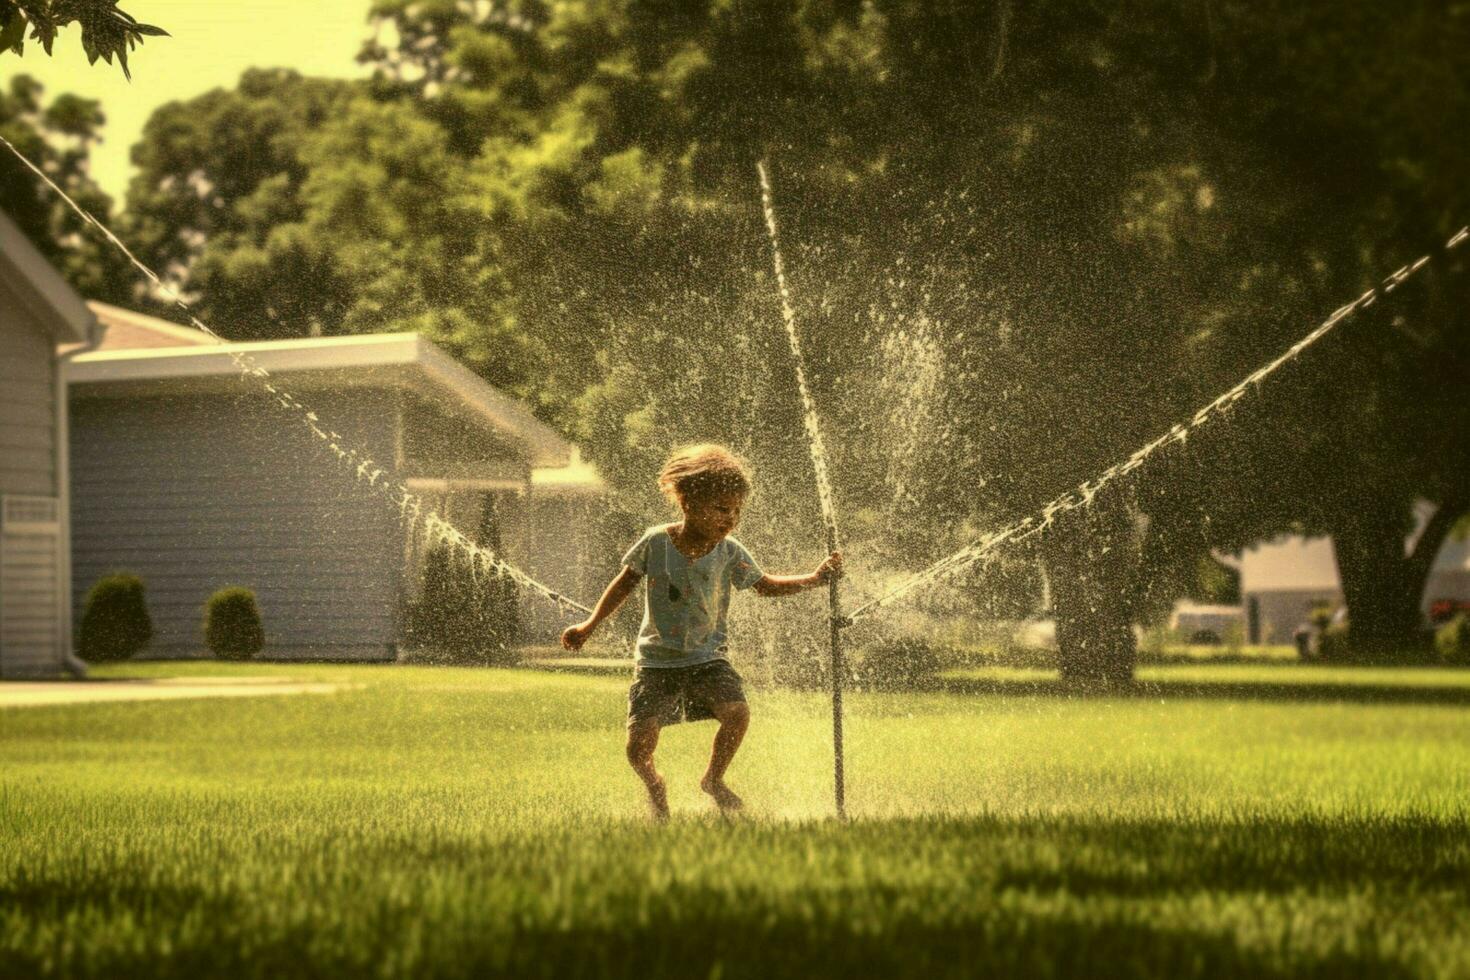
[403,547,520,666]
[78,573,153,662]
[204,587,265,660]
[1435,614,1470,666]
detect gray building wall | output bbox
[1246,588,1341,645]
[0,277,65,677]
[70,388,403,659]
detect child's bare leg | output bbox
[626,719,668,820]
[700,701,750,811]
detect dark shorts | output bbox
[627,659,747,727]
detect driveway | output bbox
[0,675,350,709]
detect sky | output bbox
[0,0,375,203]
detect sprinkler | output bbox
[756,159,849,819]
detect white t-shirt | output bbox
[621,524,765,668]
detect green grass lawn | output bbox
[4,661,1470,978]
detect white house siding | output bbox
[70,389,403,659]
[0,279,57,495]
[0,279,64,677]
[0,519,63,676]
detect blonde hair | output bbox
[657,444,752,505]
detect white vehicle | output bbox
[1169,602,1245,645]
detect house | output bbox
[1239,518,1470,644]
[0,209,96,678]
[66,302,604,659]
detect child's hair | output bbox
[657,444,752,505]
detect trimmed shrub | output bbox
[204,587,265,660]
[78,573,152,662]
[1435,614,1470,666]
[403,546,520,666]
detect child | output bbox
[560,444,842,820]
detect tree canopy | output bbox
[104,0,1470,669]
[0,73,130,301]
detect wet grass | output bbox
[3,661,1469,978]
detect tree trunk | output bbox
[1334,497,1467,658]
[1041,492,1141,685]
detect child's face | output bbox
[680,491,746,542]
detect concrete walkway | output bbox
[523,657,632,676]
[0,676,349,709]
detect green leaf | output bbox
[0,12,25,53]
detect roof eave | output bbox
[63,331,574,467]
[0,209,96,343]
[413,336,572,468]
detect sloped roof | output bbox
[86,301,222,349]
[63,310,574,467]
[0,209,95,343]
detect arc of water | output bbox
[845,224,1469,623]
[756,162,842,549]
[2,134,593,618]
[756,159,848,818]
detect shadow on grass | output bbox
[3,815,1461,979]
[445,917,1415,980]
[939,675,1470,706]
[0,898,1421,980]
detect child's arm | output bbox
[752,552,843,598]
[561,567,642,651]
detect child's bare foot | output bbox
[645,777,670,822]
[700,776,744,812]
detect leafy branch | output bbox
[0,0,168,79]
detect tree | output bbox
[0,0,166,78]
[1042,492,1142,685]
[1121,1,1470,658]
[0,73,131,300]
[121,69,362,333]
[345,0,1468,676]
[116,1,1465,674]
[121,68,550,401]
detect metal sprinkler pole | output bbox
[828,535,846,819]
[755,159,847,819]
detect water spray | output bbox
[845,224,1469,623]
[0,134,593,620]
[756,160,848,818]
